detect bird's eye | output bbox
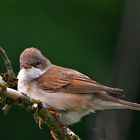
[34,61,42,66]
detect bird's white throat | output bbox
[17,67,45,94]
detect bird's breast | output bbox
[17,78,29,94]
[17,67,46,94]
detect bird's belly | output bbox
[32,91,95,125]
[18,84,95,125]
[39,92,93,111]
[60,110,94,125]
[26,88,93,110]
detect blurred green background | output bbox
[0,1,140,140]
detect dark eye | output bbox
[34,61,42,67]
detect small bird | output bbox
[17,47,140,126]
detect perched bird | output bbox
[17,47,140,126]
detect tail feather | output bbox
[94,92,140,111]
[103,86,124,95]
[117,99,140,111]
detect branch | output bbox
[0,48,80,140]
[0,47,17,89]
[0,47,15,76]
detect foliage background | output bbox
[0,1,140,140]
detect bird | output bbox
[17,47,140,126]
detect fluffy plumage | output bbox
[17,48,140,125]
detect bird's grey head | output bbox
[20,47,51,70]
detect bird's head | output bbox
[20,47,51,70]
[18,47,51,80]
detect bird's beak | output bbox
[22,64,32,69]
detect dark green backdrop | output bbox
[0,1,140,140]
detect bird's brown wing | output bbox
[37,65,123,94]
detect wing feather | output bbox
[37,65,124,94]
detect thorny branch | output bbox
[0,47,80,140]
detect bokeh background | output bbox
[0,0,140,140]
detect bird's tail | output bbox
[116,98,140,111]
[93,92,140,111]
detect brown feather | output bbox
[37,65,124,95]
[94,92,140,111]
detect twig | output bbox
[0,47,15,76]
